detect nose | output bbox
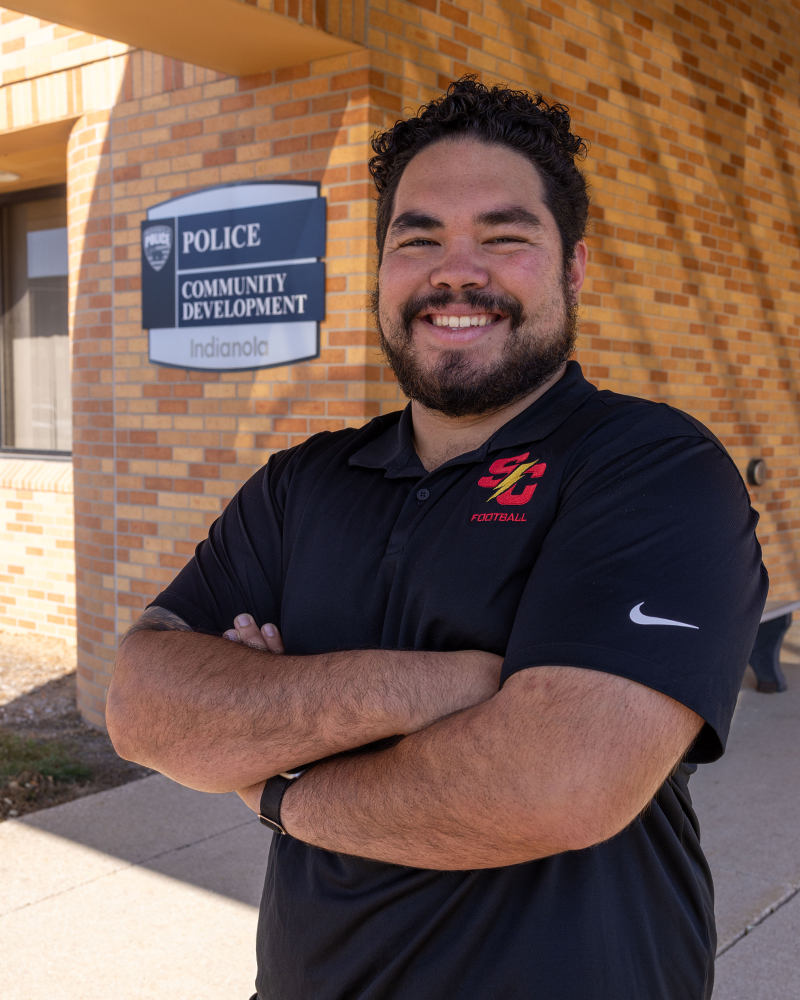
[429,242,489,292]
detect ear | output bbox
[567,241,588,296]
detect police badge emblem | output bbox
[142,224,173,272]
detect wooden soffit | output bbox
[3,0,362,76]
[0,118,77,195]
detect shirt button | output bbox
[416,488,430,501]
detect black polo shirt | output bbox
[151,361,767,1000]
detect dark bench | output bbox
[749,600,800,693]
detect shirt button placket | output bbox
[386,481,436,555]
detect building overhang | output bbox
[0,119,76,195]
[3,0,362,77]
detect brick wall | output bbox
[67,50,404,724]
[266,0,367,44]
[0,459,76,642]
[0,0,798,724]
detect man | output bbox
[108,78,767,999]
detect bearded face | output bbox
[374,139,585,421]
[375,277,578,419]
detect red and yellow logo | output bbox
[478,452,546,506]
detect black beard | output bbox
[374,281,578,419]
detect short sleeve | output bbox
[501,430,768,762]
[148,454,287,635]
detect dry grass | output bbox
[0,629,151,821]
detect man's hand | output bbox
[224,614,285,654]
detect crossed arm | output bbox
[108,608,703,869]
[107,607,504,792]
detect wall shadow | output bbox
[574,7,800,593]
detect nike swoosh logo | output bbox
[630,603,699,629]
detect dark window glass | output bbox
[0,194,70,452]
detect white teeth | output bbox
[431,314,493,328]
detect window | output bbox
[0,188,70,453]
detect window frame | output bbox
[0,183,71,458]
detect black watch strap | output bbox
[259,767,308,835]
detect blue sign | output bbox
[141,182,325,371]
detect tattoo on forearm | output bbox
[119,606,192,646]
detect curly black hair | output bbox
[369,76,589,267]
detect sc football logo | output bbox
[478,452,546,506]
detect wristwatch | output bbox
[258,766,309,835]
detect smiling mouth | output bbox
[425,313,501,329]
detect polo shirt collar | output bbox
[349,360,597,478]
[349,406,424,479]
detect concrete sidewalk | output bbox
[692,660,800,999]
[0,777,268,999]
[1,664,799,998]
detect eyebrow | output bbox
[388,206,544,237]
[388,211,444,236]
[474,207,544,229]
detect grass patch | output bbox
[0,730,92,784]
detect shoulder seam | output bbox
[596,397,752,499]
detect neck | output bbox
[411,364,567,473]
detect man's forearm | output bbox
[278,666,703,870]
[278,690,521,869]
[108,625,501,793]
